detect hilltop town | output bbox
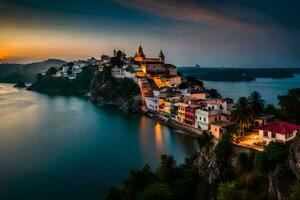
[29,45,300,153]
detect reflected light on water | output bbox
[154,122,164,152]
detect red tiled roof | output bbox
[257,121,300,135]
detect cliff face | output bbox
[90,77,142,113]
[268,136,300,200]
[192,136,300,200]
[192,145,222,186]
[289,136,300,179]
[268,164,294,200]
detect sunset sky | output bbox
[0,0,299,67]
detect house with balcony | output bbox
[177,102,189,123]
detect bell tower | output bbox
[159,49,165,63]
[135,44,146,62]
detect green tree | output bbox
[278,88,300,123]
[155,154,176,182]
[45,67,57,76]
[110,50,123,67]
[217,181,245,200]
[178,77,204,90]
[254,142,287,174]
[197,131,213,148]
[36,73,43,81]
[207,88,222,98]
[137,183,173,200]
[248,91,265,116]
[289,181,300,200]
[215,131,233,162]
[244,171,268,196]
[264,104,281,118]
[230,97,254,136]
[121,164,155,200]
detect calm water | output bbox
[0,84,198,200]
[203,74,300,106]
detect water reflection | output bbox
[138,115,198,166]
[0,84,199,200]
[154,122,163,152]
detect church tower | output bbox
[159,49,165,63]
[135,45,146,62]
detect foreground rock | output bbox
[192,145,222,186]
[289,136,300,179]
[268,164,294,200]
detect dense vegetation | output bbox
[104,154,206,200]
[104,89,300,200]
[28,65,97,95]
[103,131,275,200]
[90,64,141,112]
[178,67,300,82]
[278,88,300,124]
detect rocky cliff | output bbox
[90,75,142,113]
[268,136,300,200]
[289,136,300,179]
[192,145,222,186]
[268,164,295,200]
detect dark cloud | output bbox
[0,0,299,66]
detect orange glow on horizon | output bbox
[0,51,10,62]
[0,28,133,63]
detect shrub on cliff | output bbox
[217,181,246,200]
[215,131,233,162]
[289,181,300,200]
[104,154,203,200]
[45,67,57,76]
[254,142,287,174]
[137,183,173,200]
[92,77,140,102]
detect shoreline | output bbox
[145,111,202,138]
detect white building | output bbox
[111,67,125,78]
[257,121,300,145]
[205,98,234,115]
[62,64,84,80]
[195,109,222,130]
[145,97,164,112]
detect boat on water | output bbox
[195,64,200,68]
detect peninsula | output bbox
[28,46,300,200]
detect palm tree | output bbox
[248,91,265,116]
[230,97,254,136]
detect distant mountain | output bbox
[22,59,66,74]
[0,59,67,83]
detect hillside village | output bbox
[42,45,300,152]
